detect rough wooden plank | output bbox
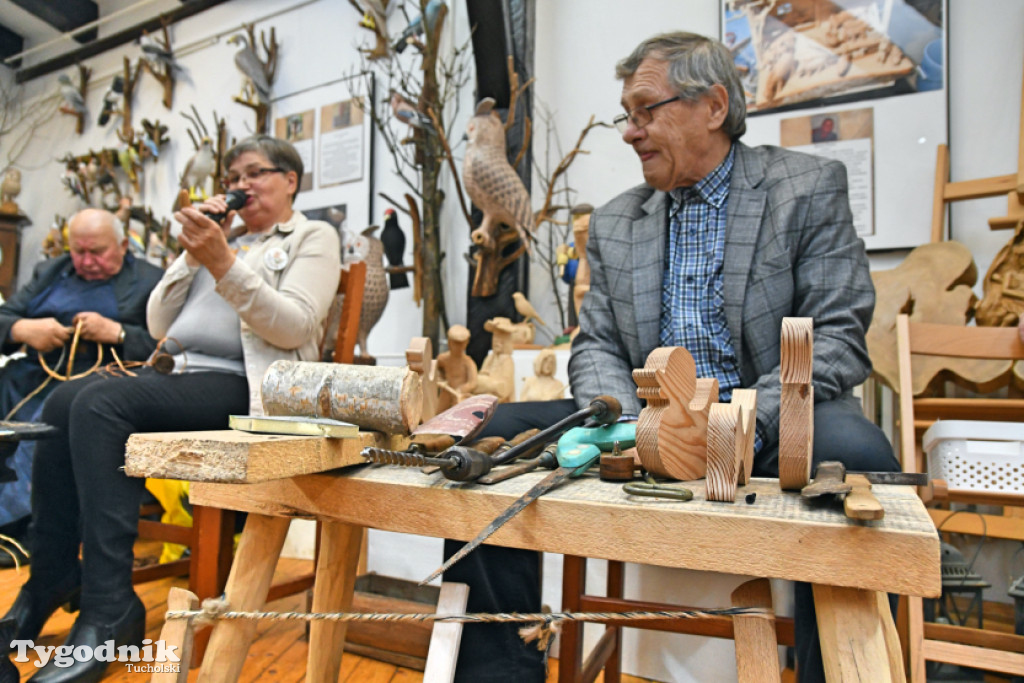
[779,318,813,490]
[813,585,904,682]
[920,639,1024,676]
[731,579,780,683]
[261,360,422,434]
[192,470,941,597]
[125,430,400,483]
[423,582,470,683]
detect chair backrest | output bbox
[318,261,366,364]
[895,313,1024,473]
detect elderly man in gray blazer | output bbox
[444,32,897,683]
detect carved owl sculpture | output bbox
[343,226,389,359]
[0,169,22,212]
[463,98,533,252]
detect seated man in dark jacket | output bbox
[0,208,162,564]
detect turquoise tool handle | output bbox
[556,422,637,470]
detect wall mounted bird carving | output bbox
[393,0,443,53]
[381,208,409,289]
[57,74,86,116]
[97,75,124,127]
[228,34,271,104]
[343,226,389,360]
[463,97,534,254]
[180,138,215,201]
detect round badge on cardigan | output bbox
[264,247,288,271]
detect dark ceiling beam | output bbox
[0,23,24,68]
[9,0,98,43]
[14,0,231,83]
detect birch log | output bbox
[261,361,422,434]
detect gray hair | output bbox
[69,207,125,240]
[615,32,746,140]
[223,135,304,201]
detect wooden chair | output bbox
[895,313,1024,681]
[133,262,367,657]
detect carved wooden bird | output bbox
[463,98,534,252]
[512,291,547,327]
[392,0,443,53]
[380,208,408,289]
[97,75,124,126]
[180,138,215,200]
[1,169,21,209]
[390,90,432,130]
[227,34,271,103]
[57,74,86,116]
[343,226,389,359]
[140,31,185,77]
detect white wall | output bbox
[3,1,1023,681]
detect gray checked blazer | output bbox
[568,141,875,447]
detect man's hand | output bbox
[72,312,123,345]
[10,318,72,353]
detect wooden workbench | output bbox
[183,462,940,682]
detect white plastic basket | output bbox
[922,420,1024,494]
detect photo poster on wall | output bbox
[781,107,875,238]
[274,110,315,193]
[722,0,947,251]
[270,73,373,233]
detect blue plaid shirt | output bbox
[658,146,762,450]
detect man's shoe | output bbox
[28,595,145,683]
[2,573,80,642]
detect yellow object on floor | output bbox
[144,478,192,563]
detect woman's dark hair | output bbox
[223,135,304,201]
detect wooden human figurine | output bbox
[435,325,478,412]
[519,349,565,401]
[473,317,516,403]
[571,205,593,317]
[406,337,438,422]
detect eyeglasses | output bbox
[223,166,285,187]
[613,95,682,134]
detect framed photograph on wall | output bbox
[722,0,947,251]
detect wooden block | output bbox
[153,588,198,683]
[733,389,758,485]
[407,337,438,423]
[423,582,470,683]
[731,579,781,683]
[633,347,718,480]
[779,318,813,490]
[261,360,422,434]
[813,584,905,683]
[844,474,885,521]
[706,403,742,502]
[125,430,401,483]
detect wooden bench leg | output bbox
[559,555,586,683]
[906,595,925,682]
[188,505,235,666]
[422,581,470,683]
[731,578,780,683]
[153,587,199,683]
[307,520,364,682]
[813,585,905,682]
[196,514,291,683]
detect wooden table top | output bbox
[191,464,940,598]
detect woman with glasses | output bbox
[3,135,340,682]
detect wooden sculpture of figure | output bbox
[344,226,388,361]
[0,169,21,214]
[464,97,534,296]
[473,317,516,403]
[977,219,1024,328]
[519,349,565,401]
[435,324,477,411]
[571,205,593,317]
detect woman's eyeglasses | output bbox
[223,166,285,187]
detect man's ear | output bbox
[705,84,730,131]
